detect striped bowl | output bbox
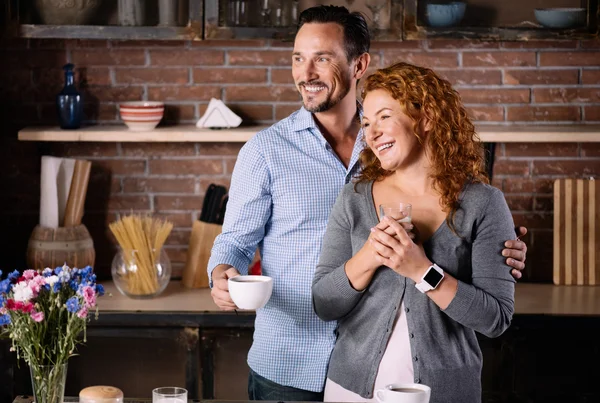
[119,101,164,131]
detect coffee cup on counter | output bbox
[228,275,273,310]
[375,383,431,403]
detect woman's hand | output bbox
[369,216,432,283]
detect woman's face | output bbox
[362,89,424,171]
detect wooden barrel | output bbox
[26,224,95,271]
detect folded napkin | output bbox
[196,98,242,129]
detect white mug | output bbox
[375,383,431,403]
[228,275,273,310]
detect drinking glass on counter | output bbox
[153,387,187,403]
[379,203,412,223]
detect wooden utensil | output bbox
[553,178,599,285]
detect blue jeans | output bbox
[248,369,324,401]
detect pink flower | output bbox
[30,311,44,322]
[22,270,37,280]
[77,307,88,319]
[80,286,96,308]
[29,276,46,296]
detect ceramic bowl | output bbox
[534,8,586,29]
[426,2,466,28]
[119,101,164,131]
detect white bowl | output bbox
[228,275,273,310]
[534,8,586,29]
[119,101,164,131]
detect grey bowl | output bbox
[534,8,586,29]
[426,2,466,28]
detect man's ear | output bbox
[354,52,371,80]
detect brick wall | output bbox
[1,37,599,281]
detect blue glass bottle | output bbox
[56,63,82,130]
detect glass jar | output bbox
[111,247,171,298]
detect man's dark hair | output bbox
[297,5,370,62]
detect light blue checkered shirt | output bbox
[208,106,364,392]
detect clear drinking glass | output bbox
[379,203,412,223]
[152,387,187,403]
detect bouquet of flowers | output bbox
[0,265,105,403]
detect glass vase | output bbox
[29,362,68,403]
[111,247,171,298]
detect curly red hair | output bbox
[357,62,488,230]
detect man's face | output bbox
[292,22,354,113]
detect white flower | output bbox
[45,275,60,287]
[58,270,71,283]
[13,281,34,302]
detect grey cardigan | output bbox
[312,181,515,403]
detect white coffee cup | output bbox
[375,383,431,403]
[228,275,273,310]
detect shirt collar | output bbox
[291,102,365,144]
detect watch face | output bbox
[424,267,443,287]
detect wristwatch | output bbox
[415,263,445,293]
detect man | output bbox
[208,5,527,401]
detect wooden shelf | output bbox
[19,24,201,41]
[17,124,600,143]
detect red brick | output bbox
[194,39,267,48]
[29,39,66,49]
[199,143,244,156]
[427,40,499,49]
[164,229,191,245]
[372,41,424,50]
[163,104,196,122]
[582,70,600,84]
[115,68,189,84]
[502,178,535,193]
[532,160,600,176]
[501,40,577,49]
[123,178,196,193]
[534,196,553,212]
[150,50,224,65]
[225,86,299,102]
[164,247,188,264]
[506,106,580,122]
[584,106,600,121]
[579,40,600,49]
[32,67,111,86]
[382,51,458,68]
[581,143,600,157]
[193,68,267,83]
[155,196,204,211]
[505,195,533,211]
[4,50,67,68]
[225,159,237,174]
[271,68,293,84]
[467,106,504,122]
[511,212,553,230]
[72,50,146,66]
[121,143,196,157]
[462,52,536,67]
[493,160,530,176]
[83,104,119,122]
[147,86,221,102]
[504,143,578,157]
[275,104,302,120]
[540,52,600,67]
[50,142,119,157]
[65,39,109,48]
[93,160,146,175]
[504,69,579,85]
[533,179,555,194]
[149,159,223,175]
[534,88,600,103]
[437,69,502,86]
[227,104,273,122]
[153,213,194,228]
[229,50,290,66]
[112,40,187,47]
[459,89,529,104]
[82,86,144,103]
[106,195,150,210]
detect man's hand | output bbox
[210,265,241,310]
[503,226,528,280]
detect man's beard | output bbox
[299,77,352,113]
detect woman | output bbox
[312,62,516,403]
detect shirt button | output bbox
[405,307,410,313]
[410,333,415,339]
[416,379,421,383]
[413,356,418,362]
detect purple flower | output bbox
[0,314,10,326]
[0,279,11,294]
[42,268,53,277]
[65,297,80,313]
[95,284,105,297]
[7,270,20,281]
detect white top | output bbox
[324,302,415,402]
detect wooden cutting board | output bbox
[553,179,600,285]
